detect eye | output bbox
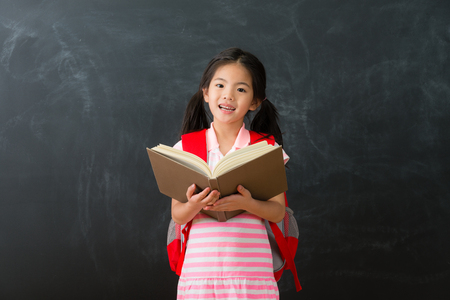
[216,84,224,88]
[237,88,246,93]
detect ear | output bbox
[202,88,209,103]
[248,98,262,111]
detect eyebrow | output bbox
[213,77,251,88]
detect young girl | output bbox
[171,48,289,299]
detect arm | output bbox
[204,185,286,223]
[171,184,220,225]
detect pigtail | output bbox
[250,98,283,146]
[180,90,210,135]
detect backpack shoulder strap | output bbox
[181,129,208,162]
[176,220,193,275]
[249,131,275,146]
[269,221,302,291]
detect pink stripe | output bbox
[178,283,277,291]
[183,261,273,269]
[186,252,272,259]
[187,242,270,249]
[182,271,275,278]
[189,232,267,239]
[192,222,265,230]
[232,213,262,220]
[194,212,259,220]
[178,294,278,299]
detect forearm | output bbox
[171,199,202,225]
[171,185,221,224]
[244,193,285,223]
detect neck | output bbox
[212,121,243,155]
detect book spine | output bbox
[208,178,227,222]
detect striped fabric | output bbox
[174,124,284,299]
[177,213,279,299]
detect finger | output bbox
[202,192,220,210]
[237,185,251,197]
[211,198,226,207]
[208,200,227,211]
[197,187,211,200]
[186,184,197,200]
[205,199,221,210]
[187,185,210,201]
[202,190,220,205]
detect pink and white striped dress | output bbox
[174,123,288,300]
[177,212,279,299]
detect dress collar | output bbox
[206,122,250,152]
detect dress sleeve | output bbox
[274,142,290,165]
[173,140,183,150]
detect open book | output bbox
[146,141,287,221]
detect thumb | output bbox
[237,185,251,197]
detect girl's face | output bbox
[203,63,260,128]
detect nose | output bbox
[222,89,234,101]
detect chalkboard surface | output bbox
[1,0,449,299]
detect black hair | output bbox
[180,47,283,146]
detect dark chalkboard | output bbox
[1,0,449,299]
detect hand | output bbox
[186,184,220,209]
[204,185,252,211]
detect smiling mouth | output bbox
[219,104,236,112]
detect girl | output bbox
[171,48,289,299]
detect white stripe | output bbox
[187,237,269,244]
[189,226,266,234]
[186,247,272,254]
[180,288,276,295]
[185,256,272,262]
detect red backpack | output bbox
[166,129,302,291]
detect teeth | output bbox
[219,105,235,111]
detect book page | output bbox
[152,144,212,177]
[212,142,279,177]
[213,141,268,168]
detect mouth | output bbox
[219,104,236,112]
